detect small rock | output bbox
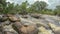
[30,13,41,19]
[21,15,28,18]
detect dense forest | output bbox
[0,0,60,16]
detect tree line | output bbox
[0,0,60,16]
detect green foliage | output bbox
[0,0,7,14]
[0,4,3,12]
[54,5,60,15]
[0,0,60,15]
[19,1,29,14]
[5,3,15,14]
[28,1,48,13]
[39,9,54,15]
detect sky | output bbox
[6,0,60,9]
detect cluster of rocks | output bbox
[0,14,60,34]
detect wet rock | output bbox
[48,23,60,34]
[38,26,53,34]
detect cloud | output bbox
[48,0,60,9]
[34,0,49,4]
[6,0,26,4]
[6,0,14,3]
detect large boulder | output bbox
[7,14,20,22]
[19,25,38,34]
[36,23,49,29]
[12,21,38,34]
[0,14,8,22]
[3,25,18,34]
[0,20,11,25]
[48,23,60,34]
[38,26,53,34]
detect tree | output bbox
[19,1,29,14]
[54,5,60,16]
[5,3,15,14]
[0,0,19,14]
[29,1,48,13]
[0,0,7,14]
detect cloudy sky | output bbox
[6,0,60,9]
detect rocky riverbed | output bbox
[0,14,60,34]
